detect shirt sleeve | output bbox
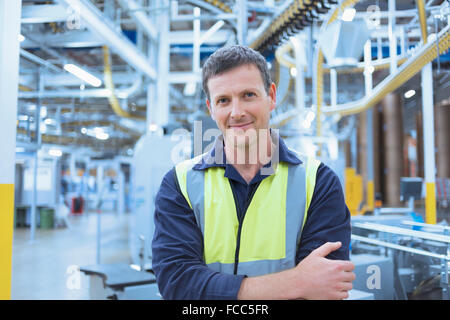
[296,163,351,263]
[151,167,245,300]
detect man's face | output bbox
[206,63,276,149]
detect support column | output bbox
[291,35,306,112]
[435,100,450,178]
[373,105,382,195]
[357,112,367,189]
[237,0,247,45]
[381,92,404,207]
[416,110,424,178]
[364,40,375,210]
[155,0,170,127]
[422,63,437,224]
[388,0,397,74]
[0,0,22,300]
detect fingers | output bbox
[342,271,356,282]
[310,241,342,258]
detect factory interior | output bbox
[0,0,449,300]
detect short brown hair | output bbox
[202,45,271,101]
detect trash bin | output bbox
[40,208,54,229]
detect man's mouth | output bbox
[228,121,254,130]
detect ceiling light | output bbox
[183,82,196,96]
[91,127,109,140]
[302,119,311,129]
[18,34,25,42]
[44,118,54,125]
[63,64,102,87]
[40,106,47,118]
[149,123,159,132]
[81,127,87,134]
[96,132,109,140]
[306,111,315,122]
[49,149,63,157]
[342,8,356,22]
[290,67,298,77]
[404,89,416,99]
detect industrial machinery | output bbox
[351,214,450,300]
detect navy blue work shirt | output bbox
[152,135,351,300]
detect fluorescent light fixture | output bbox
[149,123,159,132]
[63,64,102,87]
[96,132,109,140]
[49,149,63,157]
[40,106,47,118]
[365,66,375,74]
[92,127,109,140]
[18,34,25,42]
[16,147,25,153]
[44,118,54,125]
[306,111,315,122]
[183,82,197,96]
[290,67,298,77]
[342,8,356,22]
[404,89,416,99]
[302,119,311,129]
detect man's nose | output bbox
[230,100,244,119]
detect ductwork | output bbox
[57,0,157,80]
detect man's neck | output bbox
[223,134,274,184]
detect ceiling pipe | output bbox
[102,45,145,120]
[116,0,157,41]
[20,49,62,73]
[58,0,157,80]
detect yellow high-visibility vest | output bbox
[175,151,321,276]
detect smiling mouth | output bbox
[228,122,253,129]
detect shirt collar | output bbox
[193,129,302,171]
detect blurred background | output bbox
[0,0,449,300]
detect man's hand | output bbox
[237,241,355,300]
[292,241,355,300]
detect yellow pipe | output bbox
[318,25,449,117]
[0,184,14,300]
[416,0,428,44]
[18,84,33,92]
[271,23,448,126]
[315,0,359,155]
[103,45,145,120]
[250,0,321,51]
[207,0,232,13]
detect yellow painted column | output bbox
[367,180,375,211]
[425,182,437,225]
[0,0,22,300]
[416,0,437,224]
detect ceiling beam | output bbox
[58,0,157,80]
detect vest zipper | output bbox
[230,181,261,275]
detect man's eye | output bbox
[217,98,228,104]
[244,92,255,98]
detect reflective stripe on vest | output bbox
[175,152,321,277]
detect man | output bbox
[152,45,355,300]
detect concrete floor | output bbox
[11,211,132,300]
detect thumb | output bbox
[310,241,342,258]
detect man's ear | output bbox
[206,99,215,120]
[268,82,277,112]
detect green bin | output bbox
[40,208,54,229]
